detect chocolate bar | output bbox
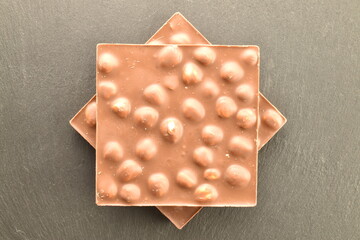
[70,12,286,228]
[96,44,259,206]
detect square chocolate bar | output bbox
[95,44,259,206]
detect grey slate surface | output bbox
[0,0,359,239]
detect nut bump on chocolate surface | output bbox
[220,62,244,83]
[228,136,254,157]
[182,98,206,122]
[200,80,220,98]
[103,142,123,162]
[182,62,203,85]
[84,102,96,127]
[119,184,141,203]
[135,138,157,161]
[143,84,167,106]
[169,33,191,44]
[194,47,216,65]
[98,82,117,99]
[176,169,198,188]
[262,109,283,129]
[194,184,218,202]
[116,160,142,182]
[204,168,221,180]
[111,98,131,118]
[216,96,238,118]
[224,164,251,187]
[235,84,255,102]
[160,118,184,143]
[201,125,224,146]
[193,146,214,167]
[98,53,118,73]
[158,45,183,68]
[148,173,170,197]
[236,108,257,129]
[133,107,159,128]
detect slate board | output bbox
[0,1,359,239]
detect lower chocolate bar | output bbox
[70,12,286,228]
[157,206,202,229]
